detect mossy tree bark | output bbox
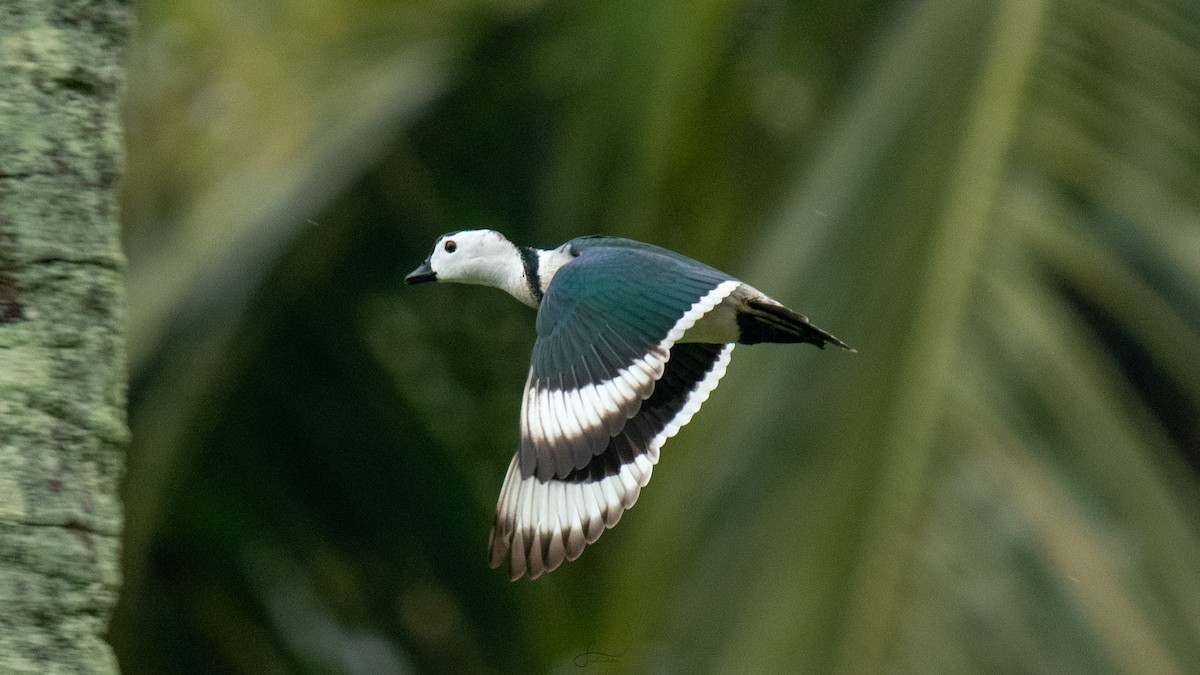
[0,0,130,672]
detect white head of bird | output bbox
[404,229,520,287]
[406,229,576,308]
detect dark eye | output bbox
[444,240,457,253]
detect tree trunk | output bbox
[0,0,130,672]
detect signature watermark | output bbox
[574,642,628,668]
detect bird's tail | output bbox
[737,298,855,351]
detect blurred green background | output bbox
[114,0,1200,672]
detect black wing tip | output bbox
[741,298,855,351]
[823,334,857,352]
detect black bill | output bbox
[405,260,437,285]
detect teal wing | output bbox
[487,240,746,579]
[519,243,737,481]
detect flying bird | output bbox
[406,230,852,580]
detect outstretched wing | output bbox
[518,244,740,481]
[490,342,735,580]
[488,242,743,579]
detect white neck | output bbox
[535,247,573,296]
[500,245,574,308]
[494,248,537,308]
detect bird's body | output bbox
[406,230,851,580]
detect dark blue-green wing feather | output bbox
[519,240,737,481]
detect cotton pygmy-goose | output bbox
[406,230,852,580]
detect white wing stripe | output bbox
[492,343,736,580]
[547,390,567,446]
[633,453,653,487]
[599,478,623,524]
[489,456,655,579]
[496,281,741,579]
[521,281,741,471]
[652,343,733,449]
